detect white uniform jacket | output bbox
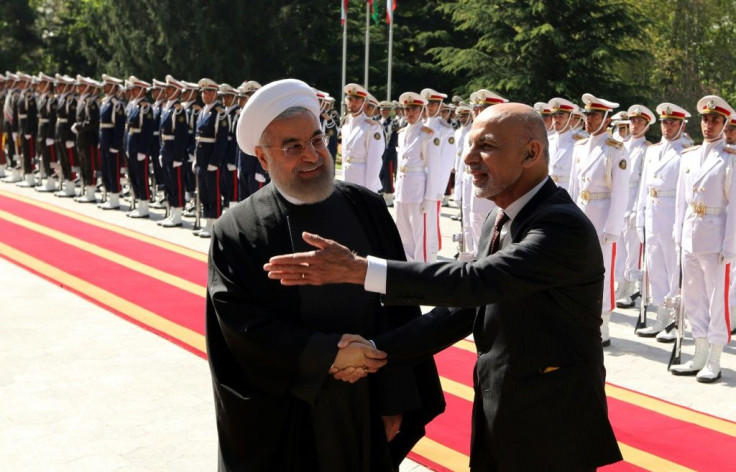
[394,123,442,204]
[635,139,683,235]
[425,116,457,200]
[340,113,385,192]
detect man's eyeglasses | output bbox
[263,134,329,158]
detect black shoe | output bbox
[602,339,611,347]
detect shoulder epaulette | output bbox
[421,126,434,135]
[215,106,224,114]
[723,146,736,155]
[574,137,588,145]
[681,145,700,154]
[572,133,586,141]
[645,140,652,146]
[398,127,406,134]
[606,138,624,150]
[365,118,378,126]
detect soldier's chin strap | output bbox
[590,110,610,136]
[633,124,650,139]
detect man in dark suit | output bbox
[266,103,623,471]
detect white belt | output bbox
[400,165,425,173]
[197,136,216,143]
[38,118,49,123]
[578,190,610,203]
[648,188,675,198]
[18,114,27,118]
[344,156,366,164]
[153,131,160,136]
[128,128,141,134]
[100,123,115,128]
[550,174,568,183]
[57,118,68,123]
[161,134,175,141]
[690,202,724,216]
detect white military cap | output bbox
[241,80,262,93]
[128,75,151,88]
[456,105,472,114]
[366,93,379,107]
[473,89,508,105]
[197,78,219,91]
[627,105,656,125]
[236,78,320,156]
[656,103,690,121]
[421,88,447,102]
[152,78,167,88]
[165,74,184,90]
[101,74,123,86]
[533,102,552,115]
[398,91,427,107]
[181,80,200,91]
[37,72,56,83]
[378,100,392,109]
[696,95,733,119]
[313,88,329,100]
[344,83,369,98]
[5,71,17,81]
[611,111,628,121]
[548,97,577,113]
[581,93,618,113]
[218,83,237,95]
[15,72,32,82]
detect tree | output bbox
[1,0,40,71]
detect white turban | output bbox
[236,79,320,155]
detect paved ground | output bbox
[1,177,734,471]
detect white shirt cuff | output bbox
[365,256,387,294]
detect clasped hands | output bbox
[330,334,387,383]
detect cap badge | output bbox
[707,100,716,110]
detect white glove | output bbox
[720,253,735,265]
[173,161,182,168]
[207,164,218,171]
[188,153,195,162]
[457,252,474,263]
[227,163,237,171]
[137,153,146,162]
[71,123,78,134]
[50,162,59,169]
[109,148,118,153]
[45,138,54,146]
[255,173,266,183]
[24,134,31,140]
[420,199,433,214]
[601,232,617,245]
[636,227,645,244]
[191,161,197,172]
[12,132,18,141]
[158,155,163,167]
[65,140,75,149]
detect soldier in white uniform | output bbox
[547,98,585,191]
[467,90,507,256]
[393,92,442,262]
[340,83,384,192]
[569,93,631,347]
[420,88,457,261]
[725,115,736,334]
[634,103,690,338]
[534,101,555,139]
[671,96,736,382]
[452,104,473,260]
[614,105,655,308]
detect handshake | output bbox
[329,334,388,383]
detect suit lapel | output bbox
[509,177,558,241]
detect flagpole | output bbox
[364,2,370,89]
[387,17,393,101]
[341,3,348,116]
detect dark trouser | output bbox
[128,154,151,201]
[21,134,35,174]
[184,160,196,194]
[380,148,397,193]
[445,171,455,196]
[151,147,164,194]
[56,140,77,181]
[38,138,56,176]
[197,166,221,219]
[76,142,96,187]
[221,167,238,207]
[164,162,185,208]
[0,132,6,166]
[100,147,122,193]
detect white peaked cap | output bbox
[236,79,320,155]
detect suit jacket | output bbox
[374,177,622,471]
[206,181,444,471]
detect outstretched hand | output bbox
[264,232,368,286]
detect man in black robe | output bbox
[206,79,444,472]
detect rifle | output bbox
[667,266,685,370]
[193,166,201,231]
[635,228,648,332]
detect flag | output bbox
[386,0,396,24]
[341,0,349,25]
[368,0,380,24]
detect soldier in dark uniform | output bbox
[378,100,399,206]
[16,73,38,187]
[149,79,167,208]
[97,74,126,209]
[193,78,228,238]
[156,75,189,227]
[316,90,339,170]
[2,73,22,183]
[53,74,78,197]
[124,76,155,217]
[0,73,7,179]
[234,80,267,201]
[34,73,58,192]
[72,75,100,202]
[180,81,201,216]
[217,83,239,209]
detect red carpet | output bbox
[1,190,734,472]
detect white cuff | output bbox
[365,255,388,294]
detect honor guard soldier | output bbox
[97,74,126,209]
[467,89,507,256]
[671,96,736,382]
[71,76,100,202]
[15,73,38,187]
[156,75,189,227]
[393,91,442,262]
[323,96,340,161]
[235,80,267,200]
[34,73,58,192]
[569,93,631,347]
[3,72,22,183]
[0,73,9,179]
[217,83,240,208]
[194,77,228,238]
[179,80,201,215]
[53,74,78,197]
[340,83,384,192]
[149,79,167,207]
[453,104,474,260]
[635,103,690,338]
[547,98,584,191]
[125,76,155,217]
[420,88,457,258]
[615,105,655,309]
[611,111,630,142]
[378,100,399,206]
[725,116,736,333]
[364,93,380,121]
[534,101,555,138]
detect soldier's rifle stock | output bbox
[635,228,648,332]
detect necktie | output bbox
[489,210,510,254]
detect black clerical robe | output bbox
[206,181,444,472]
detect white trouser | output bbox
[601,240,616,313]
[461,174,474,255]
[646,232,679,305]
[681,251,732,346]
[615,213,639,282]
[424,200,440,261]
[395,201,429,262]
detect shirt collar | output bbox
[500,177,548,222]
